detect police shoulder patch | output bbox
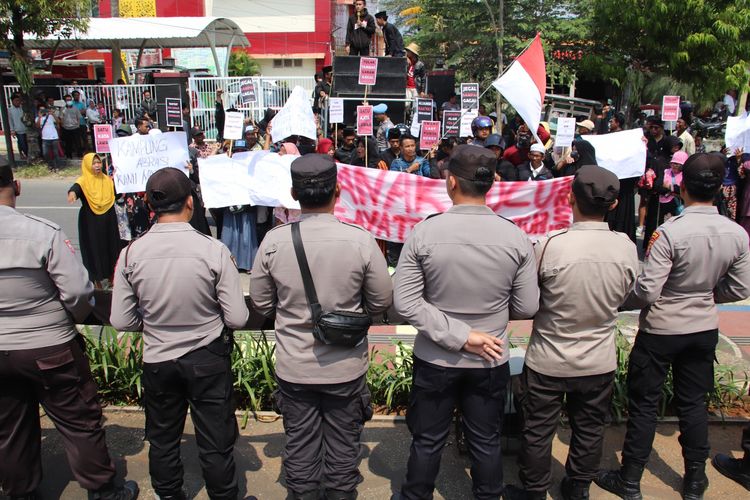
[646,230,661,257]
[64,239,76,254]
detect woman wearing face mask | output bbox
[67,153,123,288]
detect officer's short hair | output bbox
[0,159,13,187]
[682,153,724,202]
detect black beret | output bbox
[572,165,620,207]
[682,153,725,183]
[0,158,13,187]
[146,167,192,212]
[447,144,497,180]
[291,154,337,188]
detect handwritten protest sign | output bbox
[198,151,573,242]
[661,95,680,122]
[459,109,478,137]
[420,121,441,150]
[461,83,480,110]
[271,86,317,142]
[223,111,244,140]
[358,57,378,86]
[109,132,190,193]
[329,98,344,123]
[165,98,183,128]
[554,117,576,148]
[442,111,461,137]
[240,78,258,105]
[93,124,113,154]
[357,105,373,136]
[586,129,647,179]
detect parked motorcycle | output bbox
[692,113,726,139]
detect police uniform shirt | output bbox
[110,222,249,363]
[0,206,93,350]
[249,214,393,385]
[525,222,639,377]
[624,205,750,334]
[393,205,539,368]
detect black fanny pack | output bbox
[291,222,371,347]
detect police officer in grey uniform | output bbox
[597,153,750,500]
[0,161,138,500]
[110,168,249,500]
[504,166,639,500]
[249,154,392,500]
[393,144,540,499]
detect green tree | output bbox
[0,0,90,92]
[586,0,750,112]
[228,50,261,77]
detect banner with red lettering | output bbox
[334,165,573,242]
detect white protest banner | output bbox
[554,117,576,148]
[109,132,190,193]
[329,98,344,123]
[271,86,317,142]
[459,109,478,137]
[358,57,378,86]
[585,128,647,179]
[726,113,750,152]
[662,95,680,122]
[196,151,573,242]
[223,111,244,140]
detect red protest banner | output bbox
[661,95,681,122]
[420,121,441,150]
[93,124,113,154]
[358,57,379,86]
[357,105,373,135]
[334,164,573,242]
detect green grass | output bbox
[14,160,78,179]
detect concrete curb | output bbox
[100,405,748,425]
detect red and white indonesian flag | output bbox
[492,34,546,143]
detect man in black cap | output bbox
[250,154,392,500]
[375,11,405,57]
[0,160,139,500]
[393,145,539,499]
[504,166,638,500]
[111,168,249,500]
[597,153,750,500]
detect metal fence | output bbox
[2,84,156,127]
[188,76,316,140]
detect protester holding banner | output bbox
[555,139,596,177]
[390,135,431,177]
[67,153,122,287]
[519,144,555,181]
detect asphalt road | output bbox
[16,178,82,250]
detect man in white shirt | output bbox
[674,118,695,155]
[724,90,737,116]
[35,105,63,171]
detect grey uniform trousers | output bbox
[0,337,116,496]
[274,374,372,496]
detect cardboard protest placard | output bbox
[416,98,434,122]
[586,129,647,179]
[459,109,478,137]
[420,121,441,150]
[661,95,681,122]
[357,105,373,136]
[239,78,258,105]
[329,98,344,123]
[93,124,113,154]
[554,117,576,148]
[358,57,379,86]
[461,83,480,110]
[271,86,318,142]
[109,132,190,193]
[442,110,461,137]
[223,111,245,140]
[165,98,183,128]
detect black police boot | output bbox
[502,484,547,500]
[594,462,644,500]
[88,480,139,500]
[712,453,750,491]
[154,489,187,500]
[560,476,590,500]
[324,489,357,500]
[682,460,709,499]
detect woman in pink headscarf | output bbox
[279,142,300,156]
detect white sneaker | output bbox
[635,226,644,238]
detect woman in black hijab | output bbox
[555,139,597,177]
[351,137,382,169]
